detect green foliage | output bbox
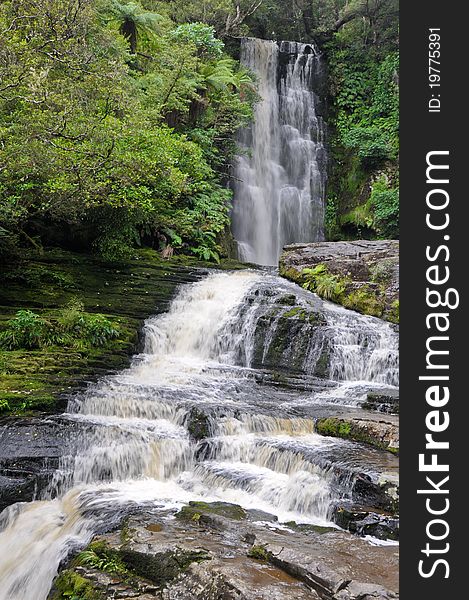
[248,544,270,561]
[301,265,346,302]
[342,127,390,170]
[0,311,49,351]
[0,302,119,351]
[0,0,255,262]
[388,299,399,324]
[0,398,11,414]
[58,299,120,347]
[171,23,224,58]
[104,1,163,53]
[316,417,352,438]
[343,286,385,318]
[370,183,399,239]
[0,265,75,289]
[324,5,399,240]
[325,196,341,241]
[339,200,374,232]
[51,569,105,600]
[163,0,263,37]
[77,542,127,575]
[370,260,395,284]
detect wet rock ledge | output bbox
[279,241,399,323]
[49,503,399,600]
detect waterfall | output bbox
[232,38,327,266]
[326,303,399,386]
[0,273,398,599]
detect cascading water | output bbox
[232,38,327,266]
[0,272,398,599]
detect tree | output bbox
[105,0,162,53]
[0,0,256,260]
[163,0,264,37]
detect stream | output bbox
[0,270,399,599]
[0,34,399,600]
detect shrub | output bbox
[77,543,126,575]
[0,302,119,351]
[0,310,49,350]
[342,127,390,170]
[371,187,399,239]
[57,299,120,347]
[301,265,346,302]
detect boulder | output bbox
[0,417,71,509]
[280,241,399,322]
[332,506,399,541]
[362,393,399,415]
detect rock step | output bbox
[50,506,398,599]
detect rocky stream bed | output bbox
[0,244,399,600]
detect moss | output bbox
[0,248,211,416]
[282,307,306,320]
[339,200,374,231]
[274,293,298,306]
[176,501,247,521]
[386,299,400,324]
[313,346,330,379]
[316,417,352,438]
[284,521,335,535]
[51,570,105,600]
[120,518,133,544]
[248,545,271,561]
[277,266,303,286]
[343,286,386,318]
[77,541,129,576]
[263,317,308,372]
[316,417,398,454]
[280,260,397,324]
[370,260,395,284]
[186,407,211,441]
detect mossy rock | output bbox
[332,506,399,541]
[119,546,210,585]
[185,407,212,441]
[282,307,306,319]
[176,501,247,522]
[50,569,105,600]
[0,249,210,416]
[313,345,331,379]
[315,417,398,454]
[315,417,352,439]
[386,299,399,324]
[247,544,271,561]
[362,393,399,415]
[274,294,298,306]
[284,521,336,535]
[343,286,386,318]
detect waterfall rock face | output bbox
[232,38,327,266]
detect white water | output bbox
[326,302,399,387]
[232,38,327,266]
[0,272,398,599]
